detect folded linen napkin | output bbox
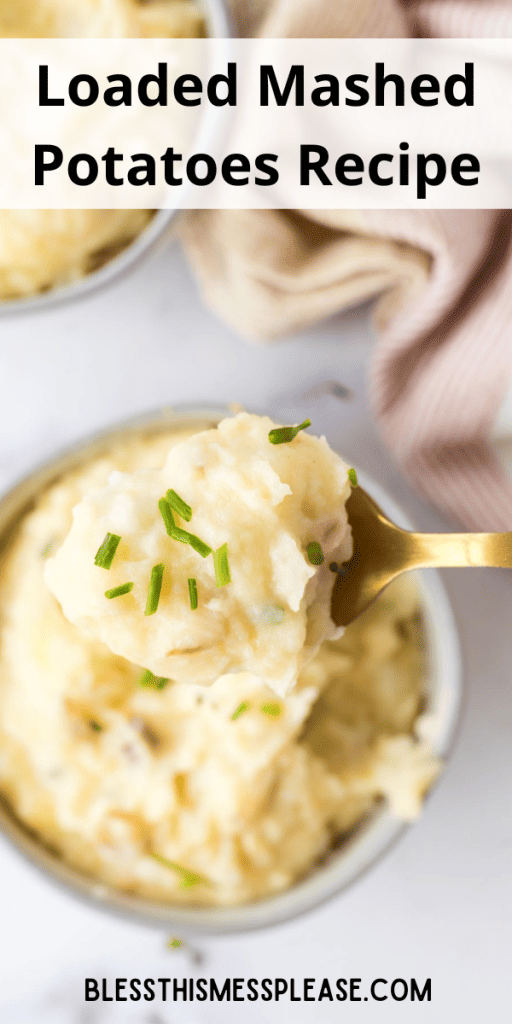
[181,0,512,531]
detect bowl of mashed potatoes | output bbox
[0,0,231,312]
[0,407,461,932]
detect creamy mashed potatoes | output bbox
[0,419,439,906]
[0,0,205,38]
[46,414,352,695]
[0,0,204,302]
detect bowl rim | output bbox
[0,404,463,934]
[0,0,235,318]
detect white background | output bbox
[0,231,510,1022]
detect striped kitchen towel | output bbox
[182,0,512,530]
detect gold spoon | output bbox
[331,484,512,627]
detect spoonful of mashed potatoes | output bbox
[45,413,353,695]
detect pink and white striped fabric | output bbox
[182,0,512,530]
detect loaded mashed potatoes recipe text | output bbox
[0,414,438,905]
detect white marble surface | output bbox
[0,240,510,1023]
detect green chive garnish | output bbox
[232,701,249,720]
[307,541,324,566]
[105,582,134,599]
[90,720,102,732]
[213,543,231,587]
[168,937,183,950]
[160,498,212,558]
[261,702,282,717]
[138,669,169,690]
[159,497,176,536]
[268,419,311,445]
[170,522,212,558]
[188,578,198,610]
[41,539,54,558]
[170,524,189,544]
[150,852,207,889]
[184,533,212,558]
[348,467,358,486]
[145,563,164,616]
[166,489,192,523]
[94,532,121,570]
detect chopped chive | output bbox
[41,539,54,559]
[138,669,169,690]
[168,937,183,950]
[159,497,176,536]
[145,563,164,616]
[188,578,198,610]
[268,419,311,445]
[261,702,283,718]
[185,532,212,558]
[169,525,189,545]
[232,701,250,720]
[166,489,192,523]
[90,720,102,732]
[161,503,212,559]
[94,532,121,570]
[213,543,231,587]
[170,523,212,558]
[150,852,207,889]
[348,467,358,486]
[105,582,134,599]
[307,541,324,566]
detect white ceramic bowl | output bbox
[0,406,462,933]
[0,0,233,317]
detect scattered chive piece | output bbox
[185,532,212,558]
[150,852,207,889]
[232,701,250,721]
[90,720,102,732]
[41,539,54,558]
[348,467,358,486]
[94,532,121,570]
[138,669,169,690]
[169,525,190,545]
[261,702,283,718]
[213,543,231,587]
[268,419,311,445]
[105,582,134,600]
[168,937,183,950]
[188,578,198,610]
[158,497,176,536]
[166,489,192,523]
[161,504,212,559]
[145,564,165,616]
[307,541,324,566]
[169,523,212,558]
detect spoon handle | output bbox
[408,531,512,569]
